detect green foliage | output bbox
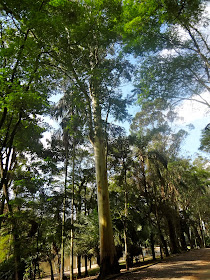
[74,210,99,257]
[200,124,210,153]
[0,231,10,262]
[0,0,209,276]
[134,51,208,109]
[121,0,204,53]
[0,257,16,280]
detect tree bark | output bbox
[48,259,54,280]
[124,163,129,271]
[60,145,68,280]
[94,136,119,279]
[70,141,75,280]
[159,232,169,257]
[150,232,156,261]
[179,218,188,251]
[77,255,81,278]
[84,255,88,277]
[91,93,119,279]
[166,216,180,254]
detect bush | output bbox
[0,257,15,280]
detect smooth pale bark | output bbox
[93,136,119,279]
[90,91,119,278]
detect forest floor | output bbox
[43,248,210,280]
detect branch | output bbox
[0,116,13,153]
[25,53,42,91]
[0,107,7,131]
[188,68,210,92]
[4,112,22,178]
[171,96,210,107]
[11,29,30,83]
[69,64,95,143]
[184,24,210,80]
[0,22,7,68]
[189,23,210,53]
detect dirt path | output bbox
[80,248,210,280]
[112,248,210,280]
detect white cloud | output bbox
[174,91,210,124]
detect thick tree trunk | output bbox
[159,232,169,257]
[193,225,203,248]
[94,137,119,279]
[155,203,169,257]
[179,218,188,251]
[166,216,180,254]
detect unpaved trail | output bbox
[112,248,210,280]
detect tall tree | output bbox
[125,0,209,109]
[45,1,132,277]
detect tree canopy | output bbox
[0,0,209,280]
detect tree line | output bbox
[0,0,209,279]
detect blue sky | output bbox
[173,93,209,160]
[44,88,209,162]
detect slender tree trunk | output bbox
[159,244,163,260]
[70,141,75,280]
[123,163,129,271]
[14,234,22,280]
[49,259,54,280]
[3,186,24,280]
[89,257,91,269]
[33,261,37,280]
[193,225,203,248]
[84,255,88,276]
[0,194,5,229]
[77,255,81,278]
[60,147,68,280]
[154,201,169,257]
[150,232,156,261]
[124,189,129,270]
[188,227,196,249]
[199,211,206,247]
[159,232,169,257]
[179,218,188,251]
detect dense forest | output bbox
[0,0,209,280]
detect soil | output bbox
[81,248,210,280]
